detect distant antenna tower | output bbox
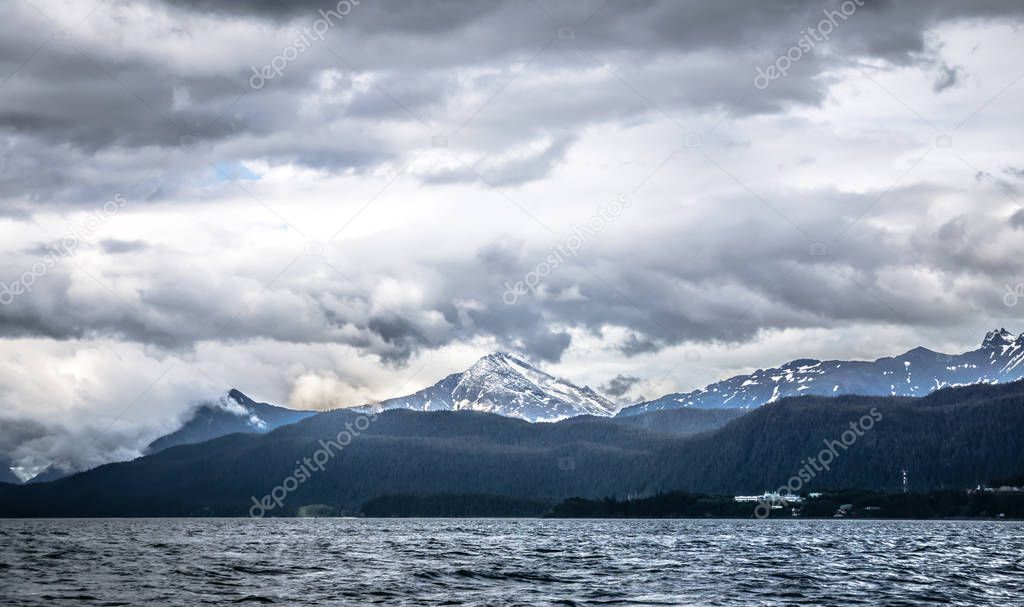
[901,469,909,494]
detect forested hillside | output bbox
[1,382,1021,517]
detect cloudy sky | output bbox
[1,0,1023,475]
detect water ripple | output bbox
[0,519,1020,606]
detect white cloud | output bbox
[1,0,1023,471]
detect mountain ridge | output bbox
[1,380,1021,517]
[619,328,1024,416]
[144,389,316,455]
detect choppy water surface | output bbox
[1,518,1021,606]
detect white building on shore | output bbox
[733,492,804,505]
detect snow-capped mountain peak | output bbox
[374,352,617,422]
[982,328,1016,349]
[459,351,529,380]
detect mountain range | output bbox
[618,328,1024,415]
[356,328,1024,422]
[364,328,1024,421]
[2,379,1021,516]
[5,329,1023,484]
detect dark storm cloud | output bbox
[0,289,178,347]
[519,327,572,362]
[598,372,638,399]
[1,0,1020,207]
[366,316,433,363]
[160,0,502,31]
[0,417,49,454]
[155,0,1024,58]
[0,43,248,151]
[0,0,1021,366]
[616,333,662,356]
[3,177,1017,366]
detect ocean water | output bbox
[1,518,1021,606]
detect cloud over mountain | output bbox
[1,0,1023,474]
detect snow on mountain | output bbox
[373,352,617,422]
[618,328,1024,416]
